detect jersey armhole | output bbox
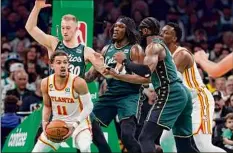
[102,44,111,58]
[54,41,62,51]
[72,76,79,99]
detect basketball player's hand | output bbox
[103,67,118,79]
[114,52,126,64]
[93,52,106,73]
[35,0,52,9]
[194,50,208,64]
[62,126,74,141]
[42,121,49,137]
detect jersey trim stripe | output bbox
[72,76,79,99]
[53,73,70,91]
[191,67,212,134]
[197,93,206,134]
[201,90,211,134]
[184,70,193,88]
[191,67,200,88]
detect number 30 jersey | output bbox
[48,73,86,123]
[55,41,86,78]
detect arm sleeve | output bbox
[76,93,93,123]
[123,59,151,78]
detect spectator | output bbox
[209,42,223,61]
[16,5,29,23]
[225,94,233,108]
[1,48,11,79]
[222,113,233,152]
[199,0,220,43]
[4,12,23,40]
[131,9,146,27]
[5,71,33,111]
[206,77,216,93]
[215,77,227,99]
[1,95,21,148]
[226,78,233,95]
[222,31,233,50]
[1,62,24,89]
[219,6,233,32]
[217,46,231,62]
[213,90,233,126]
[19,78,42,112]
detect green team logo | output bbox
[65,88,70,93]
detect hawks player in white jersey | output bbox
[32,51,93,152]
[160,23,226,152]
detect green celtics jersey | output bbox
[55,41,86,78]
[151,38,181,89]
[104,44,141,95]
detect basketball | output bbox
[45,120,69,143]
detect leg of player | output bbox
[139,121,164,152]
[74,130,92,152]
[120,116,141,153]
[193,132,226,152]
[92,119,112,153]
[32,132,60,152]
[160,130,177,152]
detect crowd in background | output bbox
[1,0,233,151]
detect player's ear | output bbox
[173,36,177,42]
[50,63,54,70]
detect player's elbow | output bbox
[25,22,31,32]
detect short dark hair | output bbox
[167,22,182,42]
[225,113,233,121]
[4,95,18,113]
[50,50,68,64]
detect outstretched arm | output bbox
[195,51,233,78]
[73,77,93,125]
[84,45,109,82]
[25,0,58,52]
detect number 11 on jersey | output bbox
[57,105,68,115]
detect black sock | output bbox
[175,136,200,153]
[92,119,112,153]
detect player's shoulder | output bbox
[72,74,86,85]
[131,44,143,51]
[41,77,49,85]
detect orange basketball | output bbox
[45,120,69,143]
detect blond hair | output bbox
[62,14,78,22]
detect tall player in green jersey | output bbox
[86,16,145,153]
[104,17,199,152]
[25,0,111,152]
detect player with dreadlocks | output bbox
[104,17,200,152]
[85,16,144,152]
